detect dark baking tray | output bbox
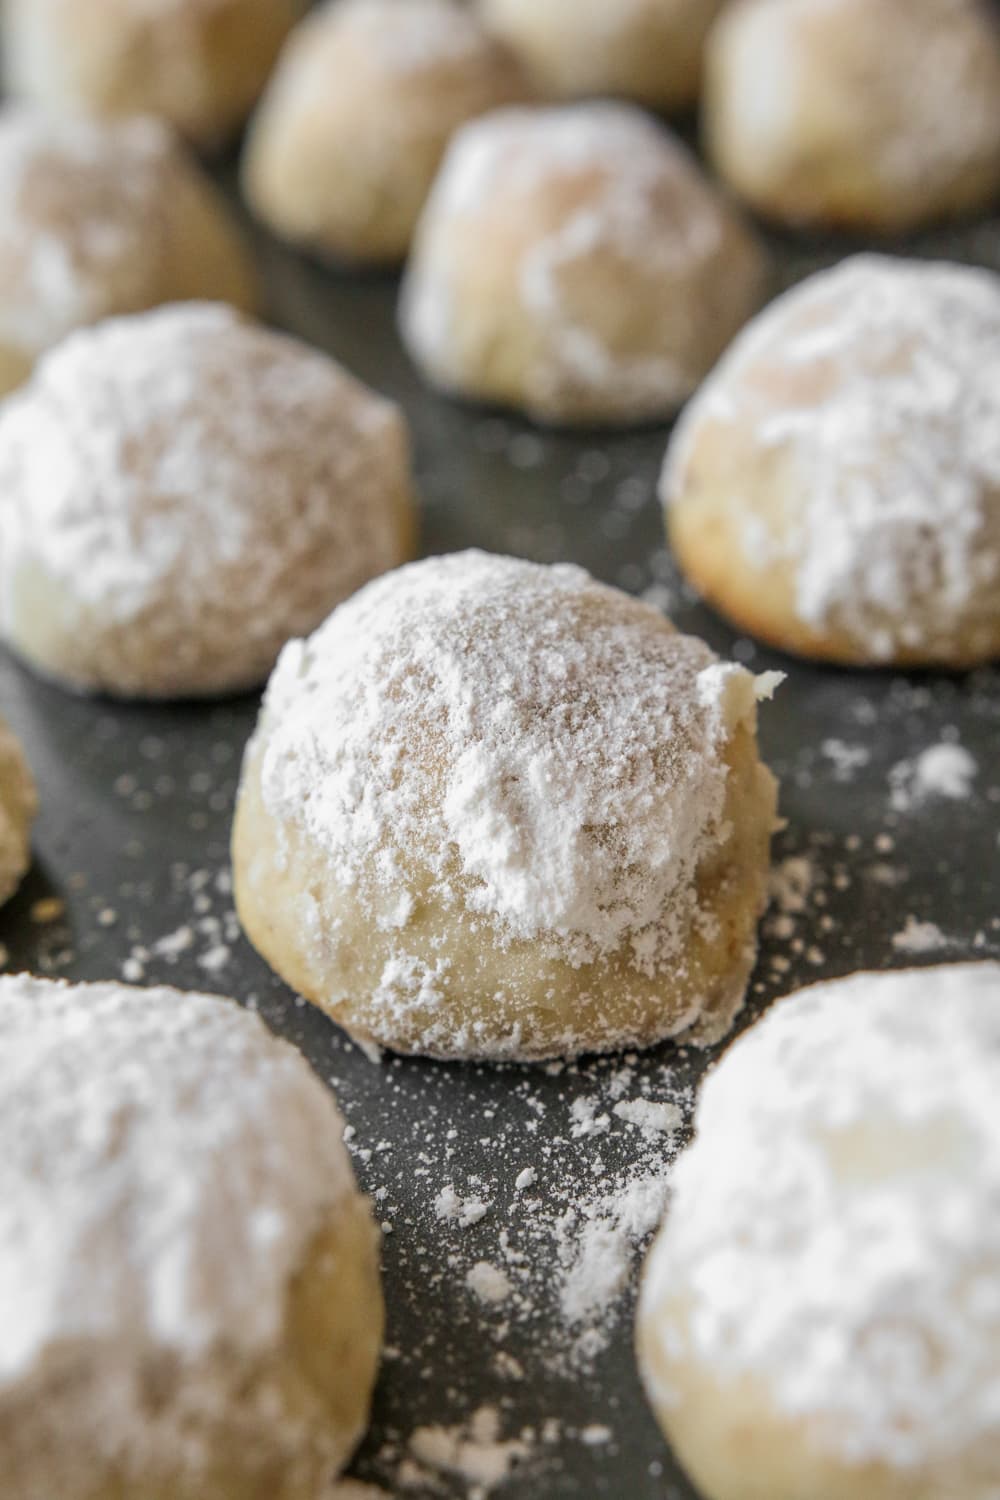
[1,140,998,1499]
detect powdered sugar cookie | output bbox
[637,962,1000,1500]
[0,717,36,907]
[0,110,256,398]
[2,0,305,148]
[663,256,1000,667]
[0,302,415,698]
[0,974,382,1500]
[480,0,724,111]
[243,0,531,265]
[704,0,1000,233]
[233,551,780,1061]
[399,103,767,426]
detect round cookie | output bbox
[479,0,724,112]
[662,255,1000,668]
[232,550,780,1062]
[704,0,1000,234]
[399,102,768,426]
[637,962,1000,1500]
[0,109,257,398]
[0,716,36,907]
[0,302,415,699]
[0,974,383,1500]
[243,0,531,265]
[1,0,305,149]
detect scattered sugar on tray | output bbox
[406,1406,531,1496]
[892,916,951,954]
[466,1262,513,1306]
[890,740,978,811]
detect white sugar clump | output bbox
[258,551,765,974]
[640,963,1000,1473]
[666,255,1000,659]
[0,976,354,1452]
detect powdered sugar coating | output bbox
[0,302,412,696]
[256,551,765,974]
[0,975,363,1490]
[0,975,354,1368]
[640,962,1000,1475]
[0,109,254,384]
[664,255,1000,661]
[400,102,766,423]
[0,717,36,907]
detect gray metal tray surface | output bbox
[1,147,998,1499]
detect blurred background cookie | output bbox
[663,255,1000,667]
[400,102,768,425]
[0,303,415,698]
[479,0,724,112]
[704,0,1000,233]
[0,110,256,397]
[1,0,305,148]
[243,0,532,265]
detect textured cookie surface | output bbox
[638,962,1000,1500]
[400,102,767,425]
[0,974,383,1500]
[0,302,414,698]
[664,255,1000,666]
[234,550,779,1060]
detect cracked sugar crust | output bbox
[638,963,1000,1497]
[664,256,1000,665]
[0,975,379,1500]
[0,717,36,908]
[0,302,414,698]
[235,551,780,1059]
[705,0,1000,232]
[0,109,256,389]
[399,102,767,425]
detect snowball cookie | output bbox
[233,551,780,1062]
[479,0,724,112]
[0,303,415,699]
[663,255,1000,667]
[0,975,383,1500]
[0,717,36,907]
[637,962,1000,1500]
[243,0,531,266]
[704,0,1000,233]
[399,103,768,426]
[1,0,305,149]
[0,110,257,399]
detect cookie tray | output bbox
[2,155,998,1499]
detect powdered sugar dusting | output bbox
[256,551,764,995]
[665,255,1000,660]
[0,302,409,693]
[0,112,182,359]
[0,974,358,1473]
[640,963,1000,1471]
